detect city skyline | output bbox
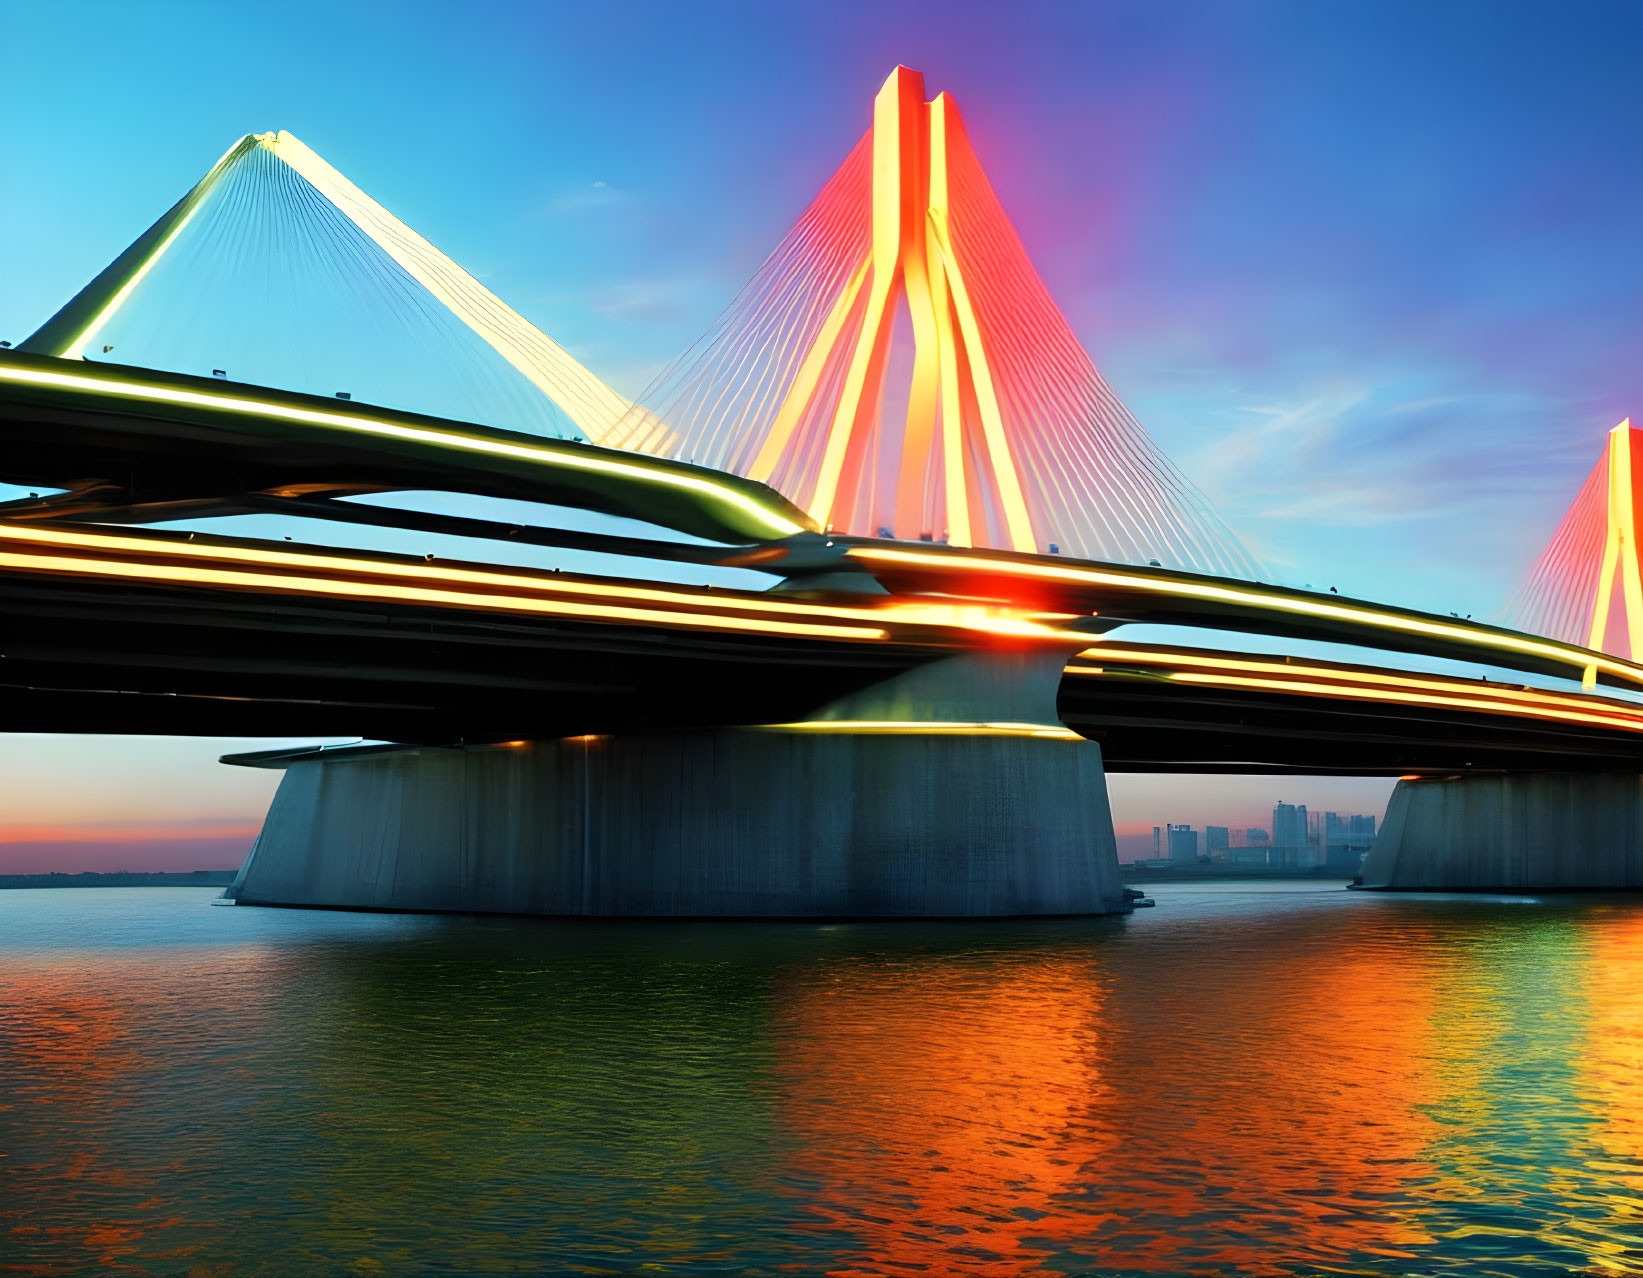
[1123,801,1380,866]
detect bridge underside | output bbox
[6,566,1643,775]
[7,357,1643,908]
[223,651,1131,918]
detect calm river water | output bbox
[4,881,1643,1276]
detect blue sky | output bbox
[2,0,1639,860]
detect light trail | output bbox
[853,545,1643,687]
[759,720,1082,739]
[0,523,1088,645]
[1068,646,1643,736]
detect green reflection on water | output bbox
[6,885,1643,1276]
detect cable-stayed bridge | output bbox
[3,68,1640,911]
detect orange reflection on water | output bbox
[1084,932,1447,1274]
[1574,910,1643,1271]
[771,913,1452,1276]
[0,952,276,1274]
[1,975,144,1105]
[772,953,1116,1276]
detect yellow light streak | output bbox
[850,545,1643,686]
[0,548,885,642]
[0,523,870,621]
[1164,670,1643,735]
[0,524,1096,646]
[761,720,1081,739]
[0,524,1088,644]
[0,363,803,538]
[1068,646,1643,722]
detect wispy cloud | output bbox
[591,274,705,324]
[545,179,626,216]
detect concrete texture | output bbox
[228,649,1131,917]
[1359,772,1643,890]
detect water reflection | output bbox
[5,886,1643,1275]
[773,952,1114,1275]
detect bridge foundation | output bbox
[1359,773,1643,891]
[225,650,1130,917]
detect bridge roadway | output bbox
[3,350,1643,778]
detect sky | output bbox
[2,0,1640,868]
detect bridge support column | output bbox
[1359,773,1643,891]
[226,650,1129,917]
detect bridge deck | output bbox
[3,355,1640,775]
[0,350,809,544]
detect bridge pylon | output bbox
[616,66,1261,577]
[17,131,666,450]
[225,646,1131,919]
[1510,419,1643,668]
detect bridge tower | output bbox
[204,72,1184,918]
[1363,417,1643,892]
[17,131,666,450]
[611,67,1260,578]
[1508,419,1643,664]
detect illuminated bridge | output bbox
[3,70,1639,912]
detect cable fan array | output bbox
[1507,419,1643,658]
[25,85,1262,576]
[608,67,1262,578]
[21,132,658,448]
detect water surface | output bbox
[5,882,1643,1275]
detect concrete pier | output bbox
[226,650,1130,917]
[1359,772,1643,891]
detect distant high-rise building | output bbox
[1205,825,1230,856]
[1153,826,1162,859]
[1230,826,1270,865]
[1167,824,1197,863]
[1324,812,1380,875]
[1272,802,1307,847]
[1272,802,1309,868]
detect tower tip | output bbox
[881,65,926,93]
